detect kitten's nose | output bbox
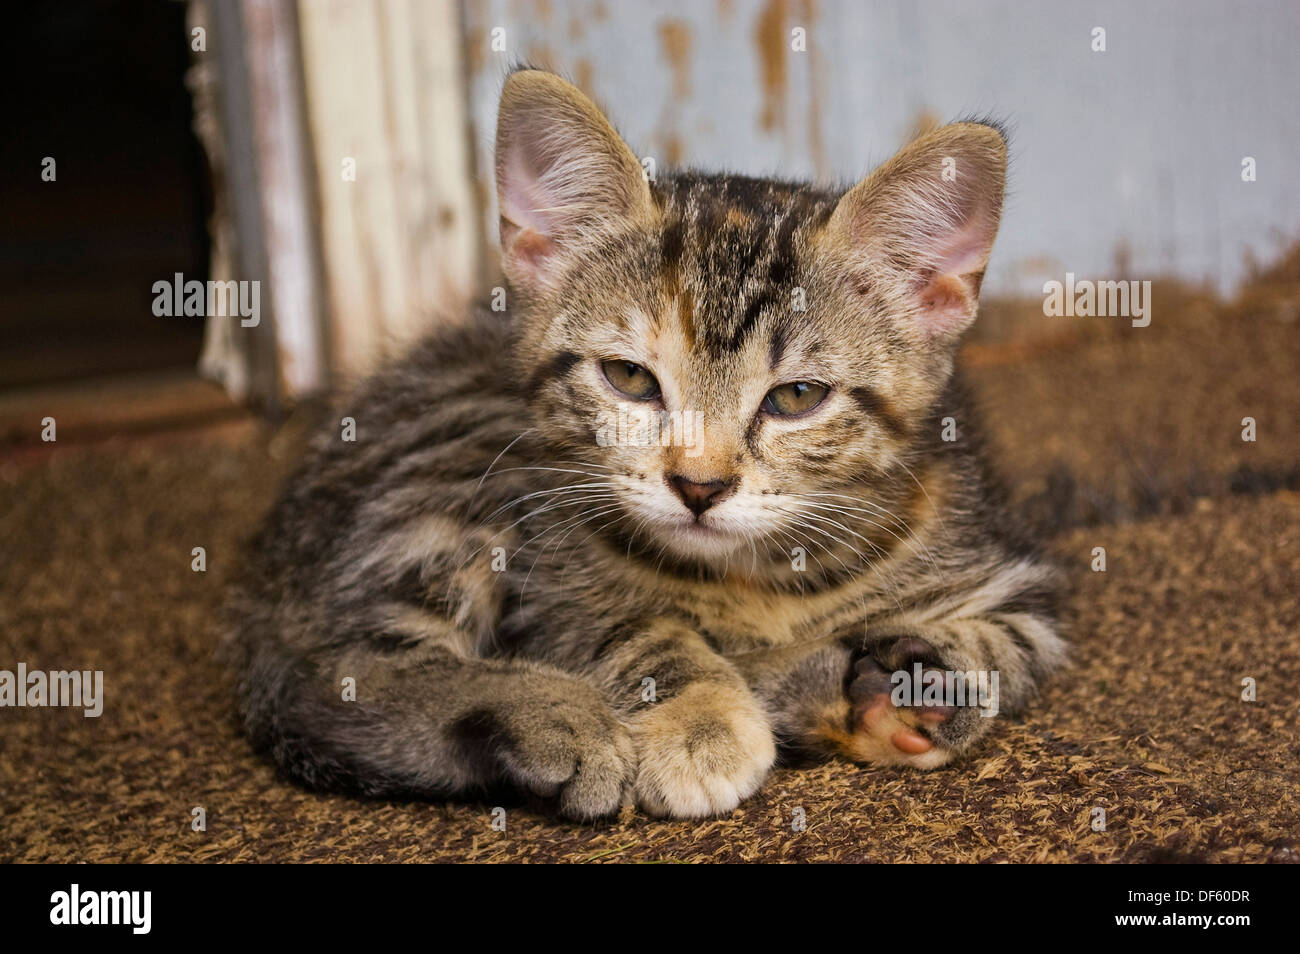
[668,474,737,516]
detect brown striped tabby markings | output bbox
[229,70,1063,820]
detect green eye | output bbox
[763,381,828,416]
[602,359,661,400]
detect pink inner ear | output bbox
[906,212,994,338]
[507,228,556,283]
[500,148,559,240]
[499,146,570,287]
[916,271,975,336]
[928,212,995,279]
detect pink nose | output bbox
[667,474,737,516]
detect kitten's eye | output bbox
[602,359,661,401]
[763,381,828,416]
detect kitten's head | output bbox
[496,70,1006,569]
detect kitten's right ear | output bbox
[495,70,654,292]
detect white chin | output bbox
[653,518,748,561]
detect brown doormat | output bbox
[2,440,1295,863]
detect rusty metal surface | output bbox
[462,0,1300,296]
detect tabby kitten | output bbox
[229,70,1065,819]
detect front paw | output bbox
[842,635,991,769]
[457,687,635,820]
[630,683,776,818]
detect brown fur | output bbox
[227,71,1064,820]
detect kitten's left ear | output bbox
[825,122,1007,343]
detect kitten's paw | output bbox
[630,683,776,818]
[840,636,985,769]
[467,692,634,820]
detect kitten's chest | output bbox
[672,575,892,652]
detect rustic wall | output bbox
[298,0,483,381]
[463,0,1300,297]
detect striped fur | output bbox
[228,71,1064,819]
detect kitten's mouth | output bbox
[653,511,751,560]
[680,516,723,534]
[613,477,754,559]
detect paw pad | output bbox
[844,636,958,765]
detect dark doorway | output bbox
[1,1,213,389]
